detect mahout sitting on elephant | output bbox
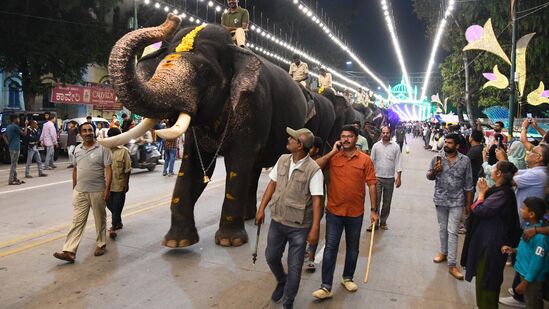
[100,14,339,248]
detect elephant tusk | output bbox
[98,118,158,148]
[155,113,191,140]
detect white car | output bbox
[59,117,110,152]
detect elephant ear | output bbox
[230,46,261,110]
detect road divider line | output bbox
[0,180,72,196]
[0,180,225,257]
[0,194,173,249]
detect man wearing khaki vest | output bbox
[256,127,324,309]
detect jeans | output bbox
[164,148,177,174]
[9,149,19,182]
[321,211,364,290]
[25,146,43,176]
[107,191,126,227]
[45,145,55,167]
[68,145,76,165]
[265,220,309,307]
[435,206,463,267]
[376,177,395,225]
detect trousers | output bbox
[62,190,106,253]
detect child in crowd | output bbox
[501,197,549,309]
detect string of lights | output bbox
[141,0,368,93]
[285,0,392,96]
[420,0,456,100]
[380,0,413,99]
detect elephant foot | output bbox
[162,225,199,248]
[214,227,248,247]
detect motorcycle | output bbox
[128,140,161,171]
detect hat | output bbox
[286,127,314,148]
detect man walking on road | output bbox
[106,127,131,239]
[427,133,474,280]
[395,123,407,152]
[255,127,323,309]
[3,114,27,185]
[312,125,378,299]
[40,115,58,169]
[66,121,78,168]
[369,126,402,231]
[53,122,112,263]
[25,120,47,178]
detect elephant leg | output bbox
[163,136,216,248]
[244,166,262,220]
[214,143,258,247]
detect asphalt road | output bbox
[0,138,521,309]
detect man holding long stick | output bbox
[256,127,324,309]
[312,125,378,300]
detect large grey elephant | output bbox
[100,14,338,248]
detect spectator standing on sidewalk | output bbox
[163,136,179,176]
[3,114,27,185]
[106,127,131,239]
[395,124,407,152]
[53,122,112,263]
[24,120,47,178]
[255,127,323,309]
[427,133,474,280]
[312,125,378,300]
[40,115,58,169]
[66,121,78,168]
[370,126,402,231]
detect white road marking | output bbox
[0,180,72,196]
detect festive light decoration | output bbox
[463,19,511,65]
[482,65,509,90]
[420,0,455,100]
[287,0,391,96]
[527,82,549,106]
[380,0,413,99]
[516,33,536,96]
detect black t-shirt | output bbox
[467,144,483,184]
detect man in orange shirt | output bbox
[312,125,378,299]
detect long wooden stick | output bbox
[364,221,376,283]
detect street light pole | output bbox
[507,0,518,139]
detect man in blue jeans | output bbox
[163,137,178,176]
[312,125,378,300]
[427,133,473,280]
[256,127,324,309]
[3,114,28,185]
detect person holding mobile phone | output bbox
[427,134,474,280]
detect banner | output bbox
[50,83,121,110]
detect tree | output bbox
[413,0,549,118]
[0,0,121,111]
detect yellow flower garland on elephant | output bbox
[175,25,207,53]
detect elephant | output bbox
[99,14,338,248]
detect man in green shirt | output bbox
[221,0,249,47]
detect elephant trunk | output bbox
[108,13,182,117]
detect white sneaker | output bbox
[498,296,526,308]
[312,287,333,299]
[340,278,358,292]
[507,287,515,296]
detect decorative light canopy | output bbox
[420,0,456,100]
[380,0,413,99]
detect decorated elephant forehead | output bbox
[175,24,207,53]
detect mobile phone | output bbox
[497,135,503,148]
[336,143,342,150]
[436,156,442,164]
[527,113,532,123]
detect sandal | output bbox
[305,261,316,273]
[53,251,75,263]
[108,228,117,239]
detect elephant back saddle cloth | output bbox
[268,154,320,229]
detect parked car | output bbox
[0,110,58,164]
[59,117,110,152]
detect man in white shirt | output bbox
[40,115,58,169]
[370,126,402,230]
[288,54,309,87]
[318,68,333,92]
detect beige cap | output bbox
[286,127,314,148]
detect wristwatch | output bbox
[370,208,377,212]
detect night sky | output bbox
[317,0,429,83]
